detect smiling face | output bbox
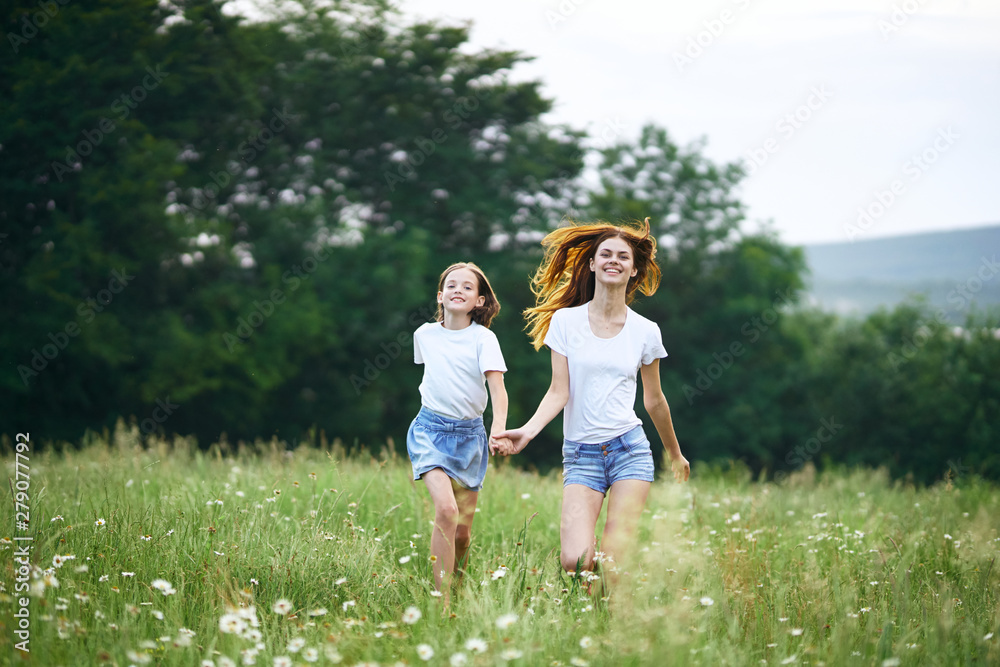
[590,236,638,286]
[437,267,486,318]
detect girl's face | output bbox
[437,267,486,317]
[590,236,638,286]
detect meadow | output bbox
[2,423,999,666]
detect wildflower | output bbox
[324,645,343,663]
[430,591,443,597]
[579,636,593,649]
[778,617,789,622]
[95,518,106,527]
[417,644,435,661]
[985,632,995,641]
[52,555,66,568]
[882,659,901,667]
[790,628,803,636]
[302,647,319,663]
[308,608,327,617]
[570,659,589,667]
[335,577,347,585]
[450,653,468,667]
[501,648,524,661]
[402,606,422,625]
[287,637,306,653]
[342,600,355,612]
[492,566,509,580]
[273,657,292,667]
[272,599,293,615]
[219,613,247,635]
[700,596,714,607]
[75,564,89,573]
[151,579,177,596]
[780,656,797,665]
[122,572,135,577]
[521,493,531,499]
[495,613,518,630]
[126,650,152,664]
[465,638,488,653]
[201,661,214,666]
[151,610,164,620]
[218,658,237,667]
[51,515,64,522]
[399,555,411,564]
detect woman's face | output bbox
[590,236,638,286]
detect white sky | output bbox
[400,0,1000,245]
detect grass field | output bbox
[2,422,999,666]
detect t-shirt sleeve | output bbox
[413,327,424,365]
[543,310,567,356]
[641,321,668,366]
[478,330,507,373]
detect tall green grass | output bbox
[2,422,999,666]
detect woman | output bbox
[493,218,689,585]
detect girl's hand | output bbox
[491,428,532,455]
[669,453,690,483]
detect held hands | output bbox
[490,428,531,456]
[488,435,513,456]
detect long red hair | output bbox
[524,218,661,350]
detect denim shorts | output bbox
[562,424,655,494]
[406,406,489,492]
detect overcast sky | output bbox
[400,0,1000,246]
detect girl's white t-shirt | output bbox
[414,321,507,421]
[544,302,667,443]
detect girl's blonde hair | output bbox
[524,218,661,350]
[435,262,501,328]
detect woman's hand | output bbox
[669,453,690,483]
[491,428,532,456]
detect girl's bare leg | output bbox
[423,469,460,594]
[600,479,650,595]
[452,479,479,584]
[560,484,605,575]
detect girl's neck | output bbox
[590,282,628,319]
[441,310,474,330]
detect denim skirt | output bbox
[406,406,489,491]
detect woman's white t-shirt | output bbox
[414,321,507,421]
[544,302,667,443]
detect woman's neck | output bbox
[590,282,628,319]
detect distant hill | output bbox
[801,224,1000,321]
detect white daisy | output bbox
[417,644,435,661]
[402,606,422,625]
[465,638,488,654]
[272,599,293,615]
[495,613,518,630]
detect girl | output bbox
[407,261,511,598]
[493,218,689,589]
